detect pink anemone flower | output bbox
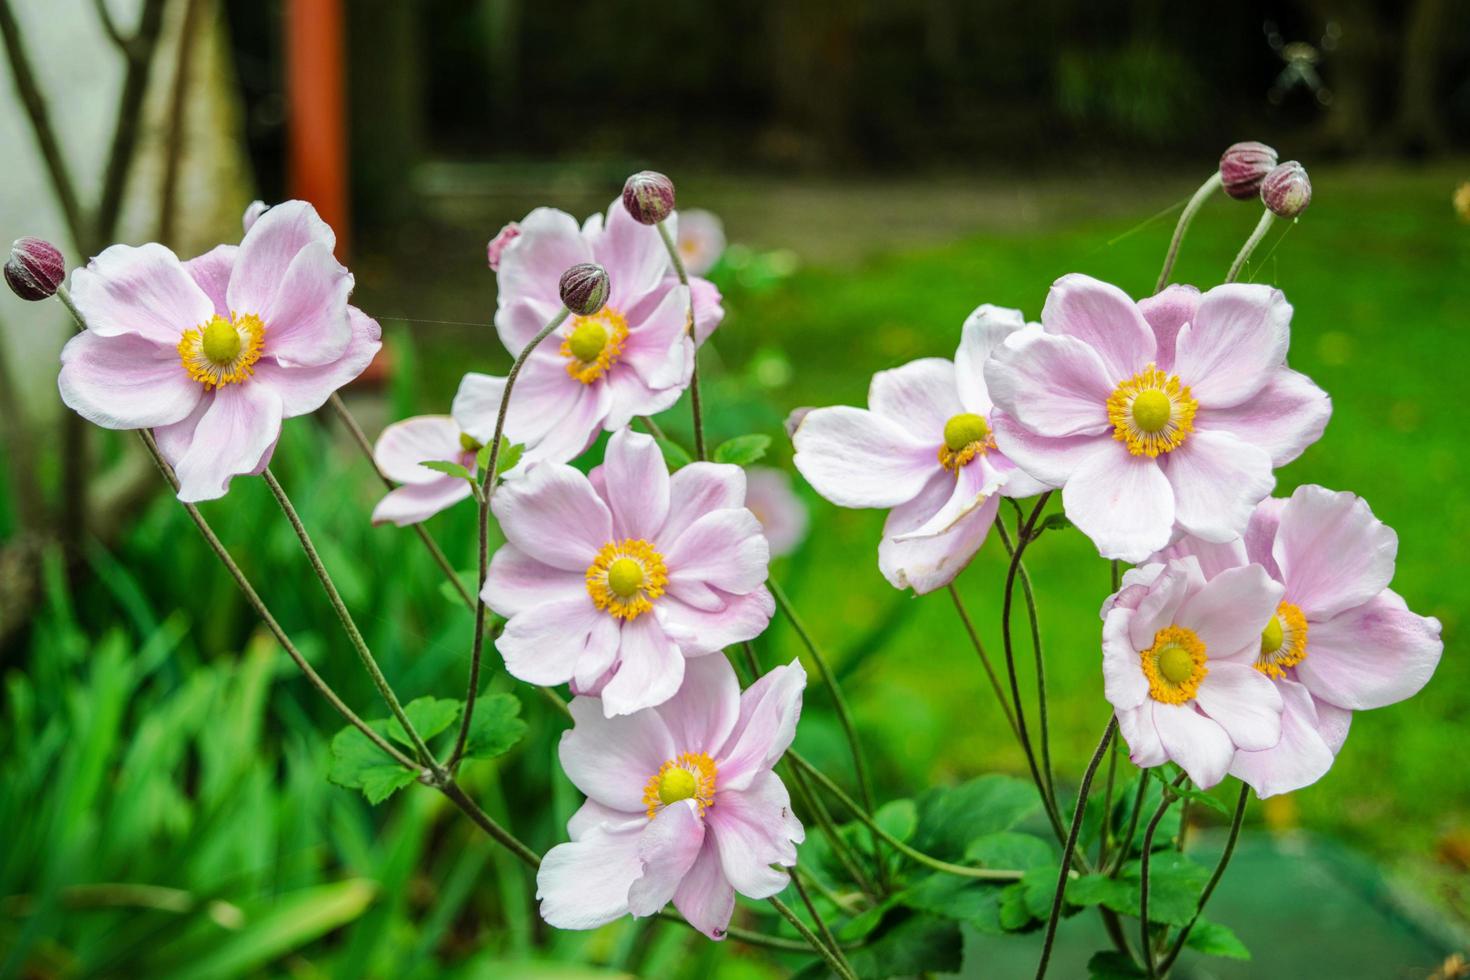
[58,201,381,502]
[674,208,726,277]
[744,466,809,558]
[453,203,725,468]
[484,428,773,716]
[985,275,1330,562]
[792,305,1047,594]
[1153,485,1442,797]
[371,415,479,526]
[538,654,806,939]
[1102,556,1286,788]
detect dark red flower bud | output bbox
[1261,161,1312,219]
[5,237,65,301]
[621,171,675,225]
[559,262,610,316]
[1219,142,1279,201]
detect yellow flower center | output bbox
[586,538,668,620]
[643,752,717,819]
[1107,364,1197,457]
[1255,601,1308,679]
[938,412,994,471]
[1140,624,1208,704]
[561,308,628,384]
[178,312,265,388]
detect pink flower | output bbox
[1102,556,1285,788]
[486,221,520,271]
[538,654,806,938]
[484,429,773,716]
[58,201,381,502]
[454,203,725,469]
[370,415,478,526]
[745,467,808,558]
[985,275,1330,562]
[1155,485,1442,797]
[792,305,1048,594]
[675,208,726,276]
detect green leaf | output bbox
[845,912,963,977]
[328,723,417,804]
[1040,513,1074,533]
[1185,918,1250,959]
[874,798,918,844]
[712,433,771,466]
[914,775,1041,858]
[655,436,692,471]
[964,831,1055,871]
[1171,781,1232,817]
[386,696,461,749]
[898,874,1008,934]
[997,882,1036,931]
[1087,950,1147,979]
[480,437,524,477]
[420,459,473,481]
[460,693,528,761]
[1064,873,1132,910]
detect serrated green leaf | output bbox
[913,775,1041,859]
[481,437,524,478]
[1040,513,1074,532]
[420,459,473,481]
[1087,949,1147,978]
[1185,918,1250,959]
[1065,873,1132,910]
[460,693,527,761]
[386,696,461,749]
[712,433,771,466]
[328,724,418,805]
[655,436,692,471]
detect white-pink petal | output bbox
[1173,284,1290,408]
[536,824,643,931]
[708,770,803,897]
[70,242,214,344]
[559,695,676,812]
[58,330,203,430]
[1294,589,1442,711]
[717,659,806,793]
[373,415,463,485]
[654,654,742,757]
[370,478,472,527]
[1162,429,1275,544]
[1273,485,1398,621]
[627,801,705,917]
[1060,448,1174,563]
[984,330,1114,438]
[1040,273,1156,380]
[1177,563,1283,661]
[1228,679,1336,798]
[1193,660,1283,751]
[600,616,686,718]
[868,358,963,443]
[172,382,284,502]
[1151,702,1234,789]
[490,463,613,571]
[1200,367,1330,467]
[792,406,935,509]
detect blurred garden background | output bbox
[2,0,1469,977]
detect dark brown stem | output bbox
[157,0,207,244]
[95,0,168,250]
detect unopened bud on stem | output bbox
[1219,141,1278,200]
[559,263,610,316]
[1261,161,1312,219]
[5,237,65,302]
[622,171,675,225]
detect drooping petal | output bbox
[1273,485,1398,621]
[600,615,686,717]
[1229,680,1336,798]
[1060,448,1174,563]
[654,653,742,757]
[497,595,605,687]
[660,463,746,545]
[716,660,806,793]
[370,478,472,527]
[573,615,623,695]
[1103,608,1149,712]
[1173,284,1290,408]
[673,837,736,940]
[792,406,936,509]
[152,393,211,463]
[1313,696,1353,755]
[58,330,203,429]
[373,415,463,485]
[559,695,676,811]
[1136,284,1199,373]
[601,429,671,540]
[1039,273,1156,380]
[184,244,238,316]
[172,382,284,502]
[1117,704,1168,769]
[1160,429,1275,544]
[252,241,353,367]
[253,306,381,416]
[1294,589,1442,710]
[868,358,963,443]
[989,411,1103,488]
[1177,563,1283,662]
[1201,367,1330,467]
[627,801,706,917]
[483,545,587,618]
[664,509,769,606]
[954,304,1027,414]
[708,771,803,898]
[878,476,997,594]
[1151,702,1234,789]
[984,330,1115,437]
[69,242,215,344]
[689,276,725,344]
[537,824,643,931]
[1194,661,1283,751]
[659,588,775,657]
[892,455,1001,541]
[490,463,613,571]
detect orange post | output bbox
[286,0,348,257]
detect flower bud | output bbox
[559,262,610,316]
[5,237,65,302]
[621,170,675,225]
[1261,161,1312,219]
[1218,141,1278,200]
[486,222,521,271]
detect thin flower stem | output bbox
[1109,773,1152,876]
[436,778,542,868]
[788,868,854,976]
[263,468,438,769]
[768,895,859,980]
[327,393,474,611]
[1097,737,1120,868]
[790,754,1023,882]
[1154,172,1222,294]
[131,430,419,771]
[1035,718,1117,980]
[449,308,573,767]
[769,580,883,883]
[1226,210,1276,284]
[994,516,1055,810]
[946,584,1021,740]
[1139,774,1187,978]
[1157,782,1250,974]
[655,220,706,461]
[785,760,879,898]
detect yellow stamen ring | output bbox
[938,412,995,472]
[643,752,717,819]
[561,308,629,384]
[586,538,668,620]
[178,312,265,388]
[1255,601,1308,679]
[1140,624,1208,704]
[1106,363,1197,457]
